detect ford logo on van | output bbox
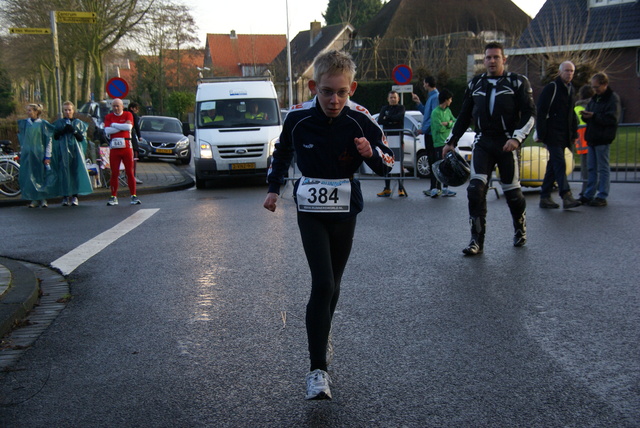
[235,148,248,154]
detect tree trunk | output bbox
[81,54,90,102]
[91,49,105,101]
[70,58,77,106]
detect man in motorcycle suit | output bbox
[442,42,536,256]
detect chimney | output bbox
[230,30,237,39]
[310,21,322,47]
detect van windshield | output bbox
[197,99,280,128]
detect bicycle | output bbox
[0,140,20,197]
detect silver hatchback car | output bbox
[138,116,191,165]
[373,110,475,177]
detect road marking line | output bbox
[51,209,159,275]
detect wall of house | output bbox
[509,50,640,123]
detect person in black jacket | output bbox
[263,50,394,400]
[127,102,143,184]
[376,90,406,197]
[536,61,581,209]
[443,42,536,256]
[579,72,621,207]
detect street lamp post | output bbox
[285,0,294,108]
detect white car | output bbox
[373,110,474,177]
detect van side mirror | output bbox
[182,122,193,136]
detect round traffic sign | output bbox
[392,64,413,85]
[105,77,129,99]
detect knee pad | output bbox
[504,188,526,217]
[467,179,488,218]
[467,179,487,205]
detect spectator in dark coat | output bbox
[579,72,621,207]
[536,61,580,209]
[376,90,406,197]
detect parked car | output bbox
[372,110,475,177]
[138,116,191,165]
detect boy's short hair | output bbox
[438,88,453,104]
[591,72,609,85]
[578,85,595,100]
[312,50,356,83]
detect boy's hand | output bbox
[263,193,278,212]
[354,137,373,158]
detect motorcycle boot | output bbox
[463,216,486,256]
[505,189,527,247]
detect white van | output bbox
[193,77,282,188]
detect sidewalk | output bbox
[0,161,193,348]
[0,161,194,208]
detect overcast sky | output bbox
[191,0,546,45]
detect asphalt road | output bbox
[0,177,638,427]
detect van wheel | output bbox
[416,150,431,178]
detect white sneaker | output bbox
[305,369,332,400]
[430,188,441,198]
[71,196,79,206]
[107,196,118,206]
[40,200,48,208]
[62,197,70,206]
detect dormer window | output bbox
[589,0,636,7]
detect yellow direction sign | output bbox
[56,11,97,24]
[9,27,52,34]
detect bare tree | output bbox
[136,0,199,112]
[1,0,154,111]
[516,1,622,87]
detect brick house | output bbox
[506,0,640,122]
[271,22,355,106]
[203,31,287,77]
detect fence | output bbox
[286,123,640,185]
[521,123,640,187]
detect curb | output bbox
[0,257,39,339]
[0,163,194,208]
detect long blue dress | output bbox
[17,118,56,201]
[52,118,93,197]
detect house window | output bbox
[589,0,635,7]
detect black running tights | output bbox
[297,212,356,372]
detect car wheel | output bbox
[416,149,431,178]
[180,151,192,165]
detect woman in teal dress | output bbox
[17,104,54,208]
[52,101,93,206]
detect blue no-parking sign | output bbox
[105,77,129,99]
[392,64,413,85]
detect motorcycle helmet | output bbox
[432,150,470,187]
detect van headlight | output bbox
[268,137,278,156]
[200,142,213,159]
